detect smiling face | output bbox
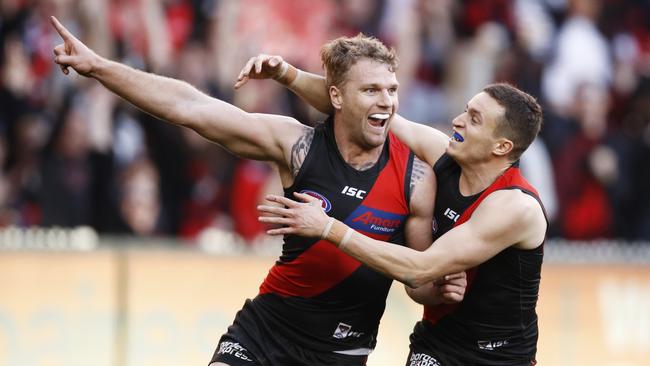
[331,58,399,149]
[447,91,511,164]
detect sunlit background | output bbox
[0,0,649,365]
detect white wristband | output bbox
[289,69,302,87]
[339,228,354,249]
[321,217,335,239]
[274,61,289,80]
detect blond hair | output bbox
[320,33,398,88]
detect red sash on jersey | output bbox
[260,132,412,298]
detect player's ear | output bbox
[493,138,513,157]
[330,86,342,110]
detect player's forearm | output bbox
[389,116,449,167]
[90,57,205,127]
[325,220,443,288]
[279,65,333,115]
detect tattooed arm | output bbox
[289,127,315,178]
[402,157,467,304]
[404,157,435,251]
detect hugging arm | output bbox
[259,190,545,289]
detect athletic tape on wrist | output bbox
[275,61,289,81]
[289,69,302,87]
[339,228,354,249]
[321,217,335,240]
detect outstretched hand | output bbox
[50,16,100,76]
[258,192,330,237]
[234,54,286,89]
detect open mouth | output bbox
[451,131,464,142]
[368,113,390,128]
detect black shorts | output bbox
[210,304,369,366]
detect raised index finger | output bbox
[50,16,74,41]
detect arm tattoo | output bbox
[410,157,429,193]
[290,127,315,177]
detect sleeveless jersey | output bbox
[236,118,415,354]
[412,154,545,365]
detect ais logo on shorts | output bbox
[346,206,406,236]
[299,190,332,213]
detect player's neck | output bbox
[333,123,384,171]
[457,159,511,196]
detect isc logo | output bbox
[341,185,366,199]
[444,208,460,222]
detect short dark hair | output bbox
[483,83,543,161]
[320,33,398,89]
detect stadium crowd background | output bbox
[1,0,649,244]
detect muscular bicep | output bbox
[189,96,304,163]
[404,157,435,251]
[390,115,449,166]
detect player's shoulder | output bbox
[253,113,314,147]
[480,189,544,225]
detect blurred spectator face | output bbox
[570,0,602,19]
[177,42,208,87]
[0,0,21,16]
[119,159,161,236]
[417,0,451,17]
[2,35,34,97]
[55,105,90,159]
[339,0,377,29]
[575,83,610,140]
[15,114,49,159]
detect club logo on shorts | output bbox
[477,338,509,350]
[299,190,332,212]
[333,322,352,339]
[332,322,364,339]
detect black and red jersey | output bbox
[234,118,415,354]
[411,154,545,365]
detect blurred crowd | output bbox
[0,0,648,243]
